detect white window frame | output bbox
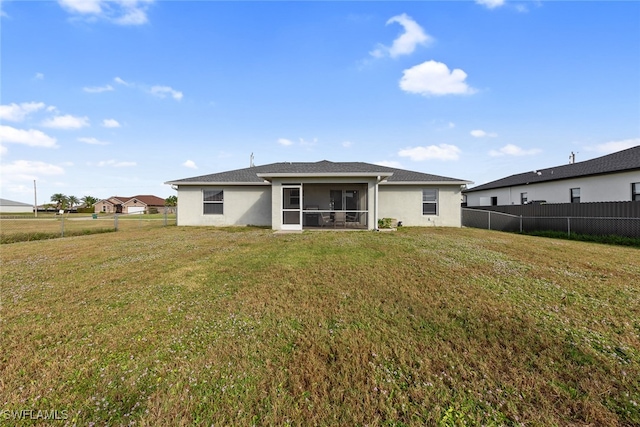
[632,183,640,201]
[570,188,580,204]
[422,189,438,215]
[520,192,528,204]
[203,189,224,215]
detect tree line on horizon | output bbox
[46,194,178,210]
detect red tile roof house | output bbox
[94,195,167,214]
[165,160,472,231]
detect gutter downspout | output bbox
[375,176,380,230]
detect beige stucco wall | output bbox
[378,185,464,227]
[176,185,271,226]
[94,201,115,213]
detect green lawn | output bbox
[1,227,638,425]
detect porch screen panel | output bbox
[283,211,301,225]
[282,187,301,225]
[283,188,300,209]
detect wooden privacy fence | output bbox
[462,208,640,238]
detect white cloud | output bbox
[489,144,541,157]
[398,144,461,161]
[41,114,90,129]
[371,13,433,59]
[35,73,44,80]
[0,145,7,155]
[150,85,183,101]
[400,60,476,96]
[114,6,148,25]
[102,119,121,128]
[0,102,46,122]
[57,0,153,26]
[96,159,136,167]
[114,76,130,86]
[374,160,403,168]
[78,137,109,145]
[342,141,353,148]
[58,0,103,14]
[476,0,506,9]
[587,138,640,154]
[470,129,498,138]
[278,138,294,146]
[182,160,198,169]
[0,125,58,148]
[1,160,65,181]
[83,84,114,93]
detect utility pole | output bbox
[34,179,38,217]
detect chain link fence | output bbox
[462,208,640,238]
[1,210,177,243]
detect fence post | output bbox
[567,217,571,237]
[488,211,491,230]
[114,214,119,231]
[60,216,64,237]
[164,209,167,226]
[520,215,523,233]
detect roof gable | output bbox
[464,145,640,193]
[166,160,470,185]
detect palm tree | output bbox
[50,193,68,210]
[81,195,98,207]
[165,195,177,206]
[67,195,80,210]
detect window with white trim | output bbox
[203,189,224,214]
[632,183,640,201]
[520,192,528,204]
[422,189,438,215]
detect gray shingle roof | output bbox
[464,145,640,193]
[166,160,470,185]
[0,198,32,206]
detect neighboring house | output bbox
[0,198,32,214]
[464,145,640,206]
[94,195,167,214]
[165,160,471,231]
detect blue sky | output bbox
[1,0,639,204]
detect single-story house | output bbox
[165,160,471,231]
[94,195,167,214]
[464,145,640,206]
[0,198,33,214]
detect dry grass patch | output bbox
[1,227,638,425]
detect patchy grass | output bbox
[521,230,640,248]
[1,227,638,425]
[1,215,176,244]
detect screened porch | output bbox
[282,183,369,229]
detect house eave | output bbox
[256,172,394,180]
[165,181,271,186]
[381,180,473,186]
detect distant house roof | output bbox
[166,160,471,185]
[464,145,640,193]
[98,195,166,206]
[0,198,32,207]
[127,195,166,206]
